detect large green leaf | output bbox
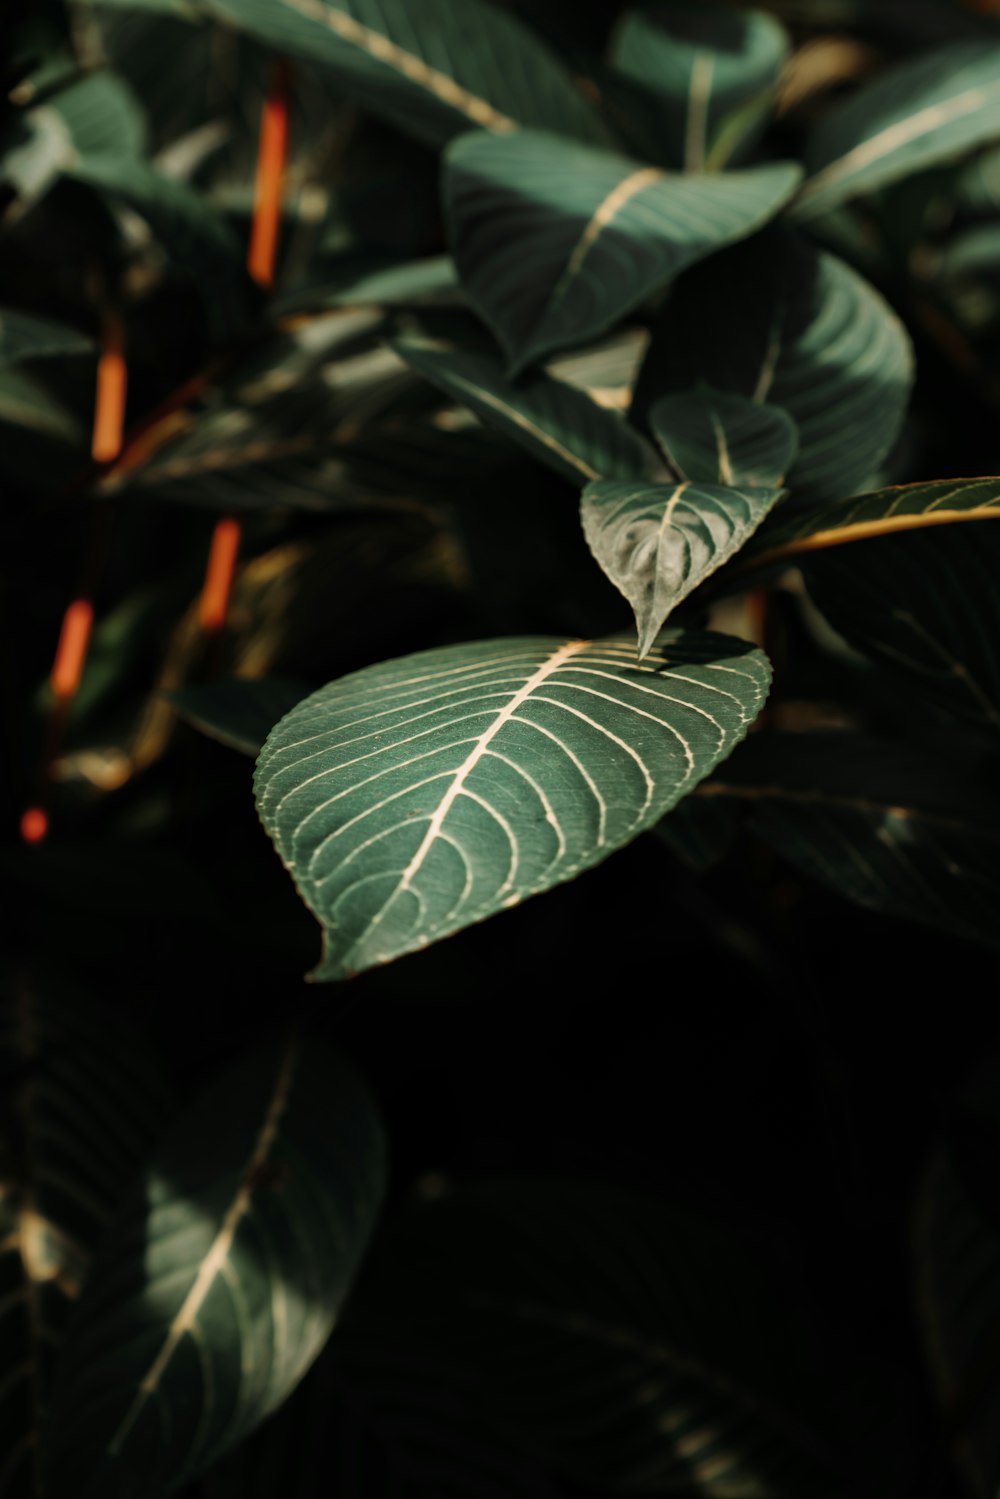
[632,226,913,508]
[796,41,1000,220]
[0,977,174,1499]
[581,479,783,657]
[702,732,1000,946]
[46,1039,386,1498]
[802,526,1000,740]
[610,3,790,171]
[649,387,798,488]
[651,239,909,500]
[196,0,611,149]
[254,632,770,980]
[0,309,92,368]
[743,476,1000,571]
[392,334,657,486]
[444,129,801,376]
[915,1063,1000,1499]
[337,1180,864,1495]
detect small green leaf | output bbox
[610,3,789,170]
[46,1039,386,1497]
[0,977,175,1499]
[633,226,913,506]
[445,129,801,375]
[196,0,611,149]
[704,732,1000,946]
[581,478,783,656]
[796,41,1000,219]
[1,72,146,204]
[392,334,657,485]
[0,309,92,368]
[168,678,312,755]
[649,387,798,488]
[254,633,770,980]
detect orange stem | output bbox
[247,59,293,289]
[199,517,242,634]
[91,310,128,463]
[51,599,95,701]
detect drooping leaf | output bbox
[444,129,801,376]
[392,334,657,486]
[0,976,175,1499]
[610,3,790,170]
[337,1179,865,1496]
[915,1061,1000,1499]
[196,0,611,149]
[254,632,770,980]
[46,1038,386,1498]
[796,41,1000,220]
[633,226,913,508]
[0,309,92,368]
[702,731,1000,946]
[742,475,1000,572]
[801,526,1000,740]
[649,387,798,488]
[581,478,783,656]
[168,677,311,755]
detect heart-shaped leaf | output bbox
[254,633,770,980]
[632,225,913,507]
[197,0,611,149]
[796,40,1000,219]
[445,128,801,375]
[649,387,798,488]
[392,334,657,485]
[45,1039,386,1497]
[610,3,789,170]
[0,977,175,1499]
[581,479,783,656]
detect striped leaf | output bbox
[45,1039,386,1498]
[702,732,1000,946]
[649,388,799,488]
[0,978,174,1499]
[254,633,770,981]
[915,1063,1000,1499]
[796,41,1000,220]
[581,479,783,657]
[196,0,611,149]
[632,226,913,507]
[392,335,657,486]
[744,476,1000,571]
[338,1180,856,1495]
[445,129,801,376]
[0,310,92,369]
[802,526,1000,739]
[610,3,790,170]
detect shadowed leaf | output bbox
[649,387,798,488]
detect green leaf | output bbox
[0,977,175,1499]
[649,387,798,488]
[0,309,93,367]
[652,790,739,871]
[1,71,146,204]
[196,0,611,149]
[610,3,789,171]
[254,632,770,981]
[915,1062,1000,1499]
[743,475,1000,571]
[581,479,783,656]
[338,1179,858,1495]
[168,678,311,755]
[46,1038,386,1498]
[392,334,657,486]
[802,526,1000,740]
[445,129,802,376]
[633,226,913,507]
[796,41,1000,219]
[279,255,460,316]
[703,732,1000,946]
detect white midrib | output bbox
[396,641,590,895]
[106,1042,299,1461]
[548,168,663,317]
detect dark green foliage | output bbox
[4,3,1000,1497]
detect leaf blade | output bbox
[649,387,799,488]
